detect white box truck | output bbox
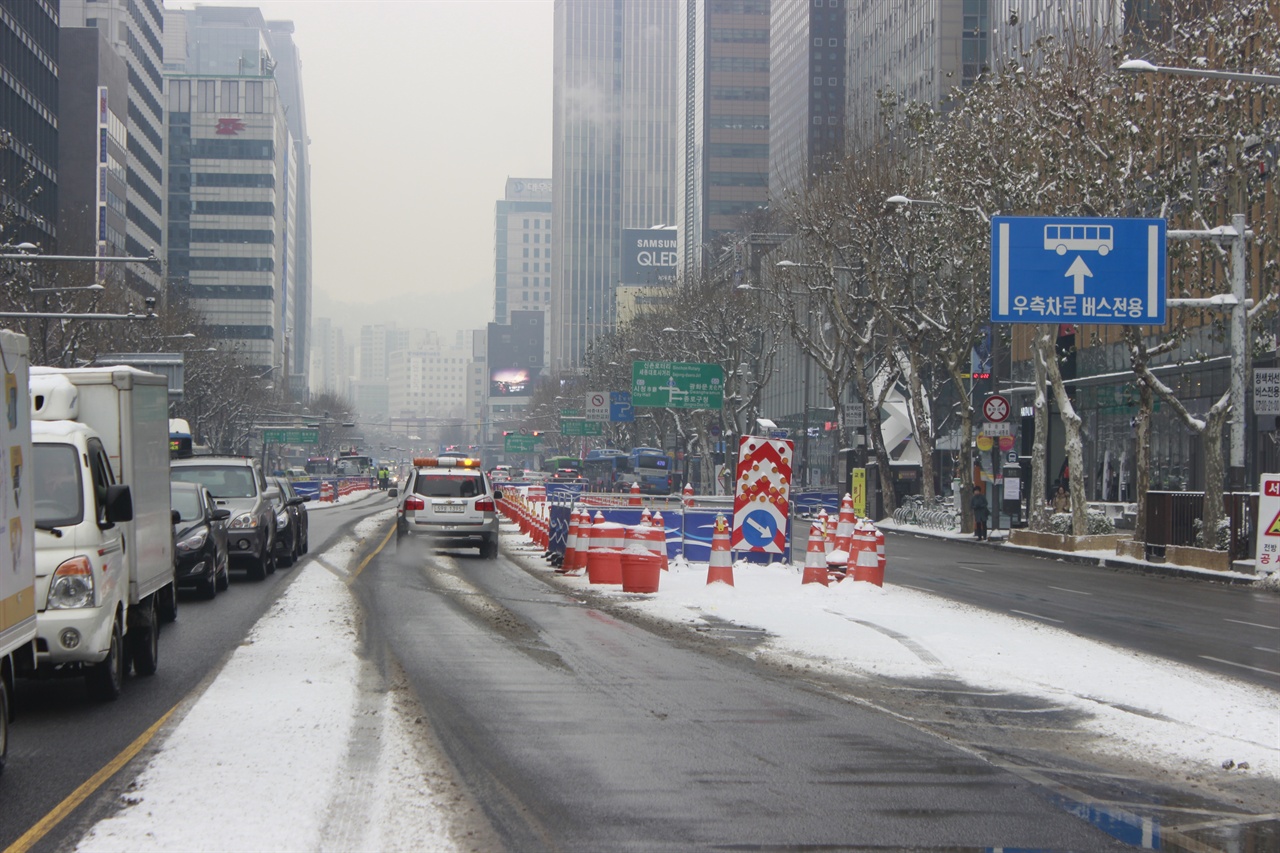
[0,331,35,772]
[24,366,175,700]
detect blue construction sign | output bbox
[990,216,1166,325]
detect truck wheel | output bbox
[0,677,9,774]
[129,598,159,677]
[87,618,125,701]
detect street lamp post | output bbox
[1118,59,1278,491]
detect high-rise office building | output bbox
[676,0,771,277]
[844,0,990,151]
[768,0,845,202]
[164,6,296,379]
[61,0,166,296]
[494,177,553,334]
[57,27,129,262]
[551,0,680,372]
[0,1,59,249]
[264,20,312,399]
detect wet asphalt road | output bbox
[353,532,1137,852]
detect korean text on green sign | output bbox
[560,418,603,436]
[262,429,319,445]
[504,434,541,452]
[631,361,724,409]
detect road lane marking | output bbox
[1010,609,1064,624]
[1048,585,1092,596]
[1224,618,1278,630]
[6,703,180,853]
[346,521,396,583]
[898,584,934,593]
[1256,646,1279,655]
[959,565,986,573]
[1199,655,1280,677]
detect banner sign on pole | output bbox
[1255,369,1280,415]
[850,468,866,517]
[731,435,793,554]
[1257,474,1280,572]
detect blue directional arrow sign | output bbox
[609,391,634,423]
[991,216,1166,325]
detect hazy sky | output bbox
[174,0,554,336]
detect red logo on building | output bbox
[215,118,246,135]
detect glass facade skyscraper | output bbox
[551,0,680,373]
[677,0,772,278]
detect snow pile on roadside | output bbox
[77,513,458,853]
[554,556,1280,782]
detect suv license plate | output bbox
[435,504,465,513]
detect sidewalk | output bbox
[873,517,1274,587]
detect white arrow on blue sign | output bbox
[990,216,1166,325]
[610,391,634,423]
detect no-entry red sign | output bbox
[983,394,1011,423]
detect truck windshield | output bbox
[35,443,84,527]
[171,466,257,499]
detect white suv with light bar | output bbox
[397,457,502,558]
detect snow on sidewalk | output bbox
[77,511,466,853]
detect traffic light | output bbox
[502,431,513,436]
[531,431,543,437]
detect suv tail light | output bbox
[404,495,425,511]
[474,498,495,512]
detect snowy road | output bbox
[48,515,1280,852]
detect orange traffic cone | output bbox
[706,513,734,586]
[833,494,855,555]
[629,481,642,506]
[652,511,669,570]
[802,520,828,586]
[825,510,839,557]
[560,506,581,574]
[640,506,652,525]
[683,482,695,508]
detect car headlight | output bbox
[229,512,259,529]
[176,529,208,551]
[48,556,95,609]
[276,510,289,530]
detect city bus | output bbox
[628,447,674,495]
[583,448,632,492]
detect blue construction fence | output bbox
[540,482,836,565]
[290,477,379,501]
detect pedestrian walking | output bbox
[970,489,990,541]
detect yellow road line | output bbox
[5,703,180,853]
[347,520,395,583]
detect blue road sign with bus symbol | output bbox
[991,216,1166,325]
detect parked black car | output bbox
[270,476,309,567]
[170,482,230,599]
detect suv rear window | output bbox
[414,473,484,499]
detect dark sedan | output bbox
[270,476,310,567]
[171,482,230,599]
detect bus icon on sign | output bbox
[1044,223,1113,256]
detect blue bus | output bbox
[629,447,674,495]
[583,449,632,492]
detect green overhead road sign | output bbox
[632,360,724,409]
[560,418,603,436]
[504,434,542,453]
[262,428,319,445]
